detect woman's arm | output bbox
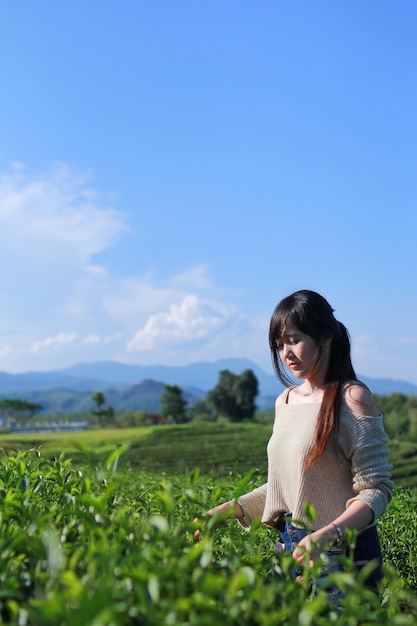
[293,383,391,564]
[292,499,373,563]
[205,499,246,523]
[193,499,246,539]
[342,382,393,517]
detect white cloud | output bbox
[0,346,13,358]
[0,162,262,372]
[83,333,122,346]
[30,332,78,354]
[103,275,180,321]
[0,162,127,261]
[391,336,417,347]
[171,264,213,289]
[83,334,101,345]
[127,294,232,352]
[103,266,216,323]
[0,161,127,329]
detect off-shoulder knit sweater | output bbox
[238,387,393,531]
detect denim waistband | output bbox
[277,513,309,552]
[276,513,345,556]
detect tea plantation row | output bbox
[0,447,416,625]
[2,421,414,488]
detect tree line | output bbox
[374,393,417,440]
[0,398,43,423]
[0,368,260,428]
[159,379,417,437]
[159,368,259,423]
[1,376,417,438]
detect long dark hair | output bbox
[269,290,357,467]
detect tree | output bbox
[186,399,215,422]
[374,393,417,439]
[114,410,151,429]
[90,392,114,428]
[160,384,188,423]
[235,369,259,419]
[207,370,238,419]
[0,398,43,428]
[207,368,259,422]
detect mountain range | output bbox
[1,358,417,414]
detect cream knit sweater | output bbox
[238,390,393,531]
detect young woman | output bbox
[199,290,393,592]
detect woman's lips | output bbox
[288,362,299,369]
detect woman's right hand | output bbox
[192,517,203,539]
[192,500,245,539]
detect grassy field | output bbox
[0,427,148,455]
[1,422,415,489]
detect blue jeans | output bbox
[350,524,383,592]
[276,515,345,604]
[276,514,383,593]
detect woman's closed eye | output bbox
[276,338,299,351]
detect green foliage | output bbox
[160,384,188,423]
[0,399,43,424]
[375,393,417,440]
[379,488,417,589]
[0,450,415,625]
[121,423,270,475]
[0,422,271,476]
[207,369,259,422]
[387,440,417,489]
[372,392,417,490]
[3,418,417,491]
[113,410,151,428]
[186,399,216,422]
[90,393,114,428]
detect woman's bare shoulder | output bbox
[341,382,379,417]
[275,389,289,408]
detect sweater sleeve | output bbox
[236,483,268,528]
[340,412,393,520]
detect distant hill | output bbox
[0,370,105,393]
[0,379,202,415]
[1,358,416,414]
[0,358,284,396]
[103,379,201,413]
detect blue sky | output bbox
[1,1,417,383]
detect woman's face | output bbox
[276,325,327,381]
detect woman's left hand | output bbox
[292,530,331,565]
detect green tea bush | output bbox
[379,487,417,589]
[0,449,415,625]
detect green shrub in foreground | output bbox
[0,449,415,625]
